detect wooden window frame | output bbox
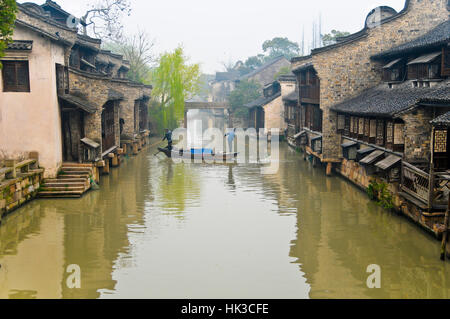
[2,60,30,92]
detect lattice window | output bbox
[394,123,405,145]
[376,119,385,146]
[386,122,394,144]
[364,118,370,137]
[434,129,448,153]
[358,118,364,135]
[370,120,377,138]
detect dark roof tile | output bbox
[373,20,450,59]
[331,81,450,116]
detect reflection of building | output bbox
[0,203,65,299]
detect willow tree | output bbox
[0,0,17,68]
[150,47,201,132]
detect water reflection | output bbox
[0,142,450,298]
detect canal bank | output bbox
[1,143,450,299]
[291,140,450,250]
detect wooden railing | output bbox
[401,161,450,209]
[401,162,430,205]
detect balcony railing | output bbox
[401,161,450,209]
[401,162,430,204]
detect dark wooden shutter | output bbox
[2,62,16,91]
[2,61,30,92]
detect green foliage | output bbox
[150,46,201,131]
[322,30,351,46]
[236,37,299,77]
[367,180,394,210]
[262,37,300,60]
[227,80,261,120]
[273,66,291,80]
[0,0,18,69]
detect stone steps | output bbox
[38,163,93,199]
[43,182,86,187]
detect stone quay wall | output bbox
[338,158,442,236]
[0,171,43,224]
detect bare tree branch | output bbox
[81,0,131,41]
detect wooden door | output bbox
[102,101,116,152]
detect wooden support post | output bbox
[112,154,119,167]
[102,159,110,175]
[428,163,435,211]
[133,143,139,155]
[122,144,127,154]
[326,162,333,176]
[440,197,450,260]
[94,166,100,184]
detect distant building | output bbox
[245,74,296,133]
[208,56,291,103]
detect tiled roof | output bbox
[6,40,33,51]
[282,90,298,103]
[215,71,240,82]
[431,112,450,126]
[59,94,96,113]
[372,20,450,59]
[331,81,450,117]
[239,56,287,81]
[245,92,281,109]
[277,74,296,82]
[292,62,313,74]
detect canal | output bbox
[0,141,449,299]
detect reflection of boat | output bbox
[158,147,238,161]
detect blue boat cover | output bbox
[190,148,213,155]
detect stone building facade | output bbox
[309,0,449,161]
[0,1,152,180]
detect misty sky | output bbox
[35,0,406,74]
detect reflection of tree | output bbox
[157,162,201,219]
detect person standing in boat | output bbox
[163,128,173,151]
[225,128,236,153]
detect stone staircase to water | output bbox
[38,163,93,198]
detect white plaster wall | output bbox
[0,25,65,178]
[263,96,287,133]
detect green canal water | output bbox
[0,142,450,299]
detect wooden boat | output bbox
[158,147,238,161]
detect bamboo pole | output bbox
[440,197,450,261]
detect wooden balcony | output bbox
[401,161,450,210]
[299,85,320,104]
